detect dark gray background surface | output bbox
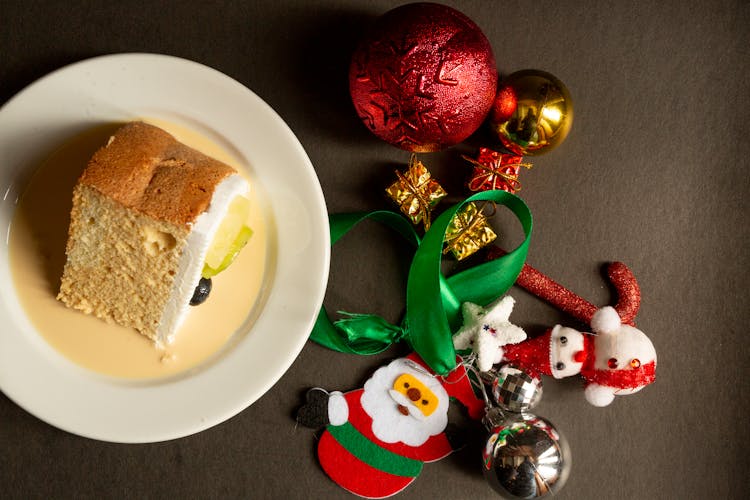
[1,1,748,499]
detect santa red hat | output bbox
[500,333,553,376]
[405,352,485,420]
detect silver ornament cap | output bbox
[482,412,571,498]
[492,364,543,413]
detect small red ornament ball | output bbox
[349,3,497,152]
[490,84,517,125]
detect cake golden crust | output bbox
[79,121,235,227]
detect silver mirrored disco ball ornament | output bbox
[491,364,543,413]
[482,411,571,498]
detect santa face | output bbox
[592,325,657,377]
[361,358,449,447]
[582,323,657,406]
[549,325,586,379]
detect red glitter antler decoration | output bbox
[486,247,641,326]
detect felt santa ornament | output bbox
[296,353,484,499]
[474,249,657,407]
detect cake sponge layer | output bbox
[58,184,189,341]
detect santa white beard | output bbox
[361,358,449,447]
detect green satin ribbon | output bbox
[310,191,533,375]
[311,211,420,355]
[407,191,532,374]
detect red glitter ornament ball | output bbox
[349,3,498,152]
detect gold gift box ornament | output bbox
[443,202,497,261]
[386,154,447,230]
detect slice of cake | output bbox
[57,121,251,345]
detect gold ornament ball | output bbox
[490,69,573,156]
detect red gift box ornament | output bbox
[463,147,532,193]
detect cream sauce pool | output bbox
[9,119,267,379]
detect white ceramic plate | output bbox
[0,54,330,443]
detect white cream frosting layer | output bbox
[157,174,250,345]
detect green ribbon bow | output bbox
[310,191,533,376]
